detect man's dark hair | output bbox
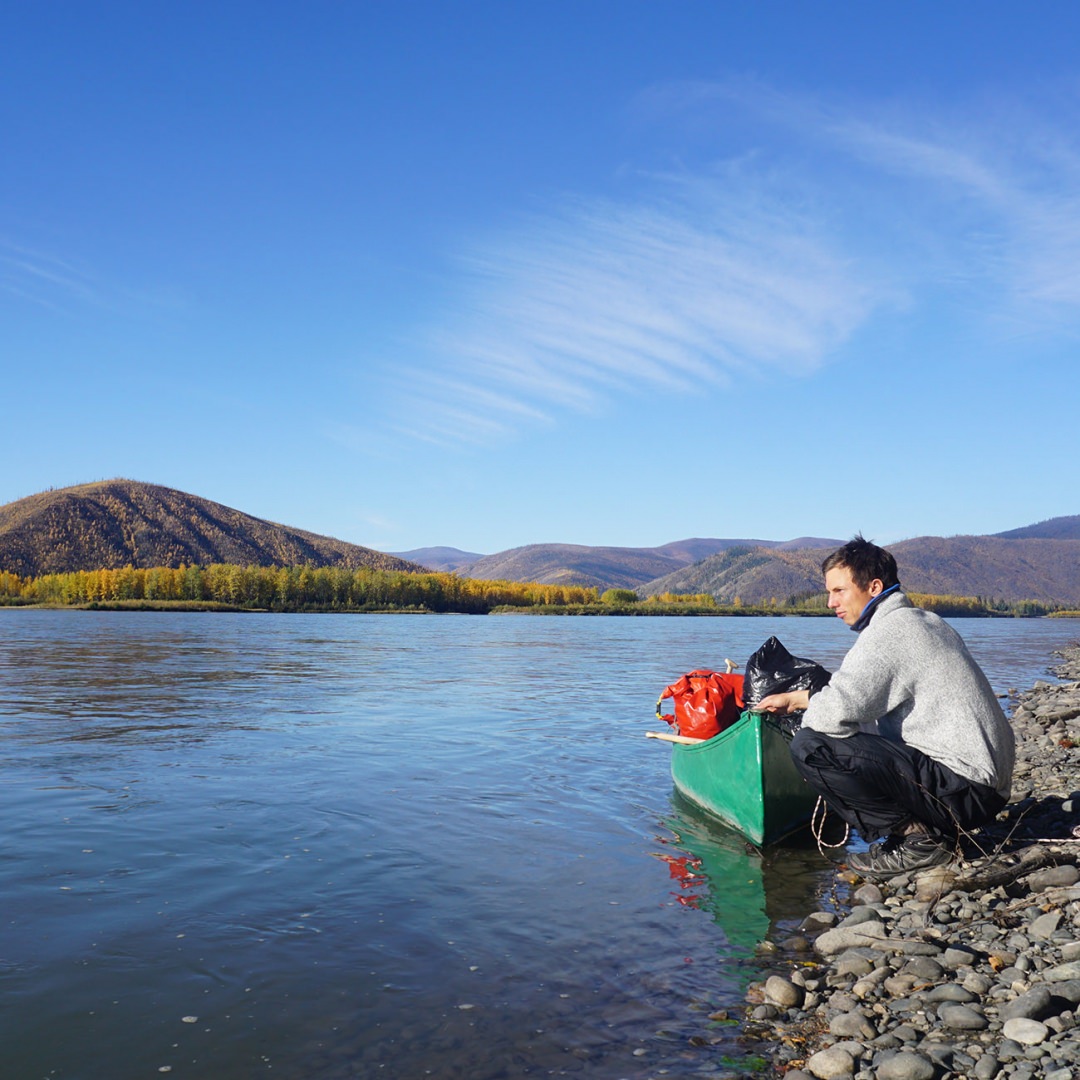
[821,534,899,590]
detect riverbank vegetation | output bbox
[0,565,1069,617]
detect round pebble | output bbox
[764,974,804,1008]
[928,1004,986,1032]
[1002,1017,1050,1045]
[805,1045,855,1079]
[876,1051,935,1080]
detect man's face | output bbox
[824,565,882,627]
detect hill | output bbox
[640,531,1080,607]
[463,543,686,590]
[891,535,1080,605]
[641,545,828,603]
[389,546,483,572]
[0,480,422,577]
[991,516,1080,541]
[461,536,843,590]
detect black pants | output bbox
[790,728,1007,843]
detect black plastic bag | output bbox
[743,636,831,712]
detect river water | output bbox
[0,610,1076,1079]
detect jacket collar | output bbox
[851,583,903,632]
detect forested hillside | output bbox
[0,481,421,576]
[4,481,1079,607]
[992,516,1080,541]
[891,535,1080,605]
[461,536,843,589]
[640,524,1080,607]
[463,543,687,589]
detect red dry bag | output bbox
[656,669,745,740]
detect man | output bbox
[758,536,1014,880]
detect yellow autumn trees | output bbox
[5,565,602,612]
[0,565,1063,616]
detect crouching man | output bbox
[758,536,1014,880]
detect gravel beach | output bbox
[741,641,1080,1080]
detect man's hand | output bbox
[755,689,811,715]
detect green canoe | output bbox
[667,710,816,847]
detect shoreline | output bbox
[742,642,1080,1080]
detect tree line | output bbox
[0,565,1065,616]
[0,565,600,613]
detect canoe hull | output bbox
[669,711,815,846]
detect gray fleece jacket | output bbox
[802,591,1015,797]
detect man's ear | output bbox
[868,578,884,597]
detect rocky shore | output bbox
[743,642,1080,1080]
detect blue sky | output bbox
[3,2,1079,556]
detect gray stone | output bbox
[806,1046,856,1079]
[997,1038,1025,1061]
[1002,1017,1049,1045]
[971,1053,1000,1080]
[901,956,944,981]
[869,1032,902,1049]
[927,983,976,1003]
[835,954,875,978]
[828,991,861,1014]
[829,1040,867,1064]
[1043,961,1080,982]
[938,1003,989,1030]
[828,1011,876,1039]
[781,934,813,952]
[883,974,920,997]
[1028,864,1080,889]
[941,944,982,968]
[921,1043,959,1068]
[853,883,884,905]
[999,986,1054,1022]
[875,1051,935,1080]
[1061,940,1080,962]
[764,975,804,1009]
[838,905,884,928]
[815,921,889,955]
[869,938,943,957]
[851,969,889,999]
[802,911,840,932]
[1053,978,1080,1003]
[963,972,993,994]
[1032,911,1064,939]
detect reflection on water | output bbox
[0,610,1075,1079]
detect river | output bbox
[0,610,1076,1079]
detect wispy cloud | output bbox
[1,236,189,316]
[666,77,1080,315]
[393,180,886,445]
[380,78,1080,447]
[0,240,100,310]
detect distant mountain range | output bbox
[392,537,846,591]
[3,482,1079,606]
[0,480,421,577]
[395,522,1080,606]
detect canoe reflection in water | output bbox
[654,793,839,955]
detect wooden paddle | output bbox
[645,730,705,745]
